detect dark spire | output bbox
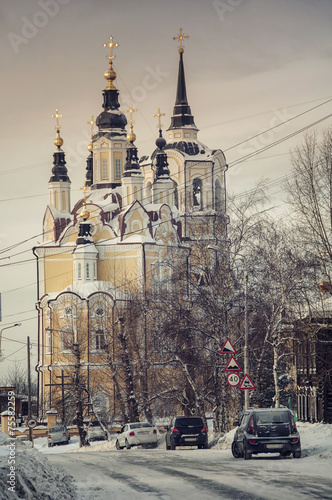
[154,129,170,179]
[49,108,70,183]
[168,31,197,131]
[123,143,140,177]
[76,220,93,245]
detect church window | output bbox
[193,178,203,210]
[86,263,90,279]
[62,191,66,211]
[215,178,222,211]
[173,180,178,208]
[78,263,82,280]
[102,158,108,180]
[115,158,121,179]
[94,328,107,351]
[61,327,74,352]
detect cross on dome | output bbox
[52,108,63,129]
[126,104,138,143]
[153,107,165,130]
[173,28,189,54]
[103,36,119,62]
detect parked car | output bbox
[165,416,208,450]
[116,422,158,450]
[231,407,301,460]
[47,425,70,447]
[87,420,107,443]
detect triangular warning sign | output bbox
[239,374,256,390]
[219,338,237,354]
[225,356,242,372]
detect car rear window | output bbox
[255,412,289,424]
[49,426,65,432]
[175,418,203,427]
[130,423,152,429]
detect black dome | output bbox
[96,110,127,130]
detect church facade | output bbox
[33,31,228,423]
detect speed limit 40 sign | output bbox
[227,372,240,387]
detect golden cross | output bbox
[153,108,165,130]
[103,36,119,62]
[52,108,63,129]
[79,182,91,209]
[87,115,95,138]
[173,28,189,53]
[125,104,138,127]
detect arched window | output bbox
[193,178,203,210]
[172,180,178,208]
[86,263,90,279]
[215,178,222,211]
[61,327,74,352]
[78,263,82,280]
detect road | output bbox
[47,447,332,500]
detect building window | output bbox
[193,178,203,210]
[61,327,74,352]
[115,158,121,179]
[102,158,108,180]
[86,263,90,279]
[46,328,52,355]
[94,329,107,351]
[78,263,82,280]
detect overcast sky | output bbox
[0,0,332,378]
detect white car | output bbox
[86,421,107,442]
[47,425,70,447]
[116,422,158,449]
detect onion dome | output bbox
[49,109,70,183]
[123,105,141,177]
[154,129,170,179]
[95,36,127,134]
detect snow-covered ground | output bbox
[0,422,331,499]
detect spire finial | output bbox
[173,28,189,54]
[87,115,95,152]
[103,36,119,90]
[79,181,91,220]
[52,108,64,148]
[125,104,138,143]
[153,107,165,131]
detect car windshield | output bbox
[130,423,152,429]
[49,426,65,432]
[255,412,289,424]
[175,418,203,427]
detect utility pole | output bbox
[243,261,249,410]
[27,336,33,444]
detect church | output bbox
[33,30,228,423]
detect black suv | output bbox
[165,416,208,450]
[232,408,301,460]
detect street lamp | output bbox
[0,323,22,359]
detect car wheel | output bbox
[116,440,122,450]
[231,441,241,458]
[243,440,252,460]
[48,443,51,448]
[150,442,158,448]
[125,439,131,450]
[170,439,176,450]
[293,449,301,458]
[166,439,171,450]
[203,442,208,450]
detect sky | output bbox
[0,0,332,378]
[0,422,332,498]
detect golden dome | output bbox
[87,142,93,152]
[127,131,136,143]
[104,67,117,89]
[54,129,63,147]
[80,208,90,221]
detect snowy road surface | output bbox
[47,447,332,500]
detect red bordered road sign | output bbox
[219,338,237,355]
[225,355,242,372]
[227,372,241,387]
[27,418,37,429]
[239,374,256,390]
